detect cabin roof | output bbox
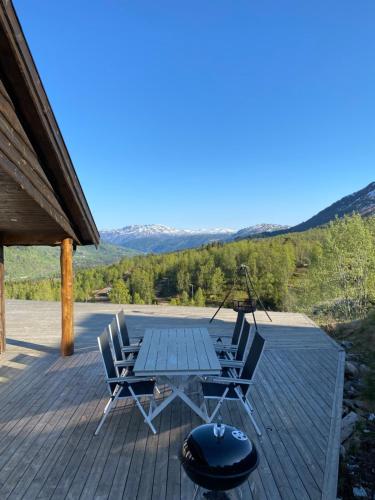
[0,1,99,246]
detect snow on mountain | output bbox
[100,224,236,253]
[232,224,290,239]
[100,223,293,253]
[101,224,235,237]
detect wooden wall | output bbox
[0,79,75,244]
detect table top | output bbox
[133,327,222,376]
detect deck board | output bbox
[0,300,344,499]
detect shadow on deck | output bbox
[0,300,345,499]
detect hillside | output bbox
[4,243,138,281]
[250,182,375,239]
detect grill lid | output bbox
[181,423,258,477]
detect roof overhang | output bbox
[0,1,99,246]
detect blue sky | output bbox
[14,0,375,230]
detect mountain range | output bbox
[100,223,288,253]
[5,182,375,281]
[100,182,375,252]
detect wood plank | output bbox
[254,376,322,499]
[249,385,309,500]
[192,328,210,371]
[321,350,346,500]
[133,328,152,371]
[156,329,168,372]
[151,395,172,499]
[0,245,4,353]
[185,328,199,370]
[0,301,345,499]
[0,354,100,499]
[167,329,178,371]
[200,327,221,370]
[263,353,328,458]
[78,402,128,500]
[177,328,188,370]
[0,353,92,496]
[258,368,324,497]
[144,329,160,372]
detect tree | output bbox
[176,268,190,294]
[308,214,375,319]
[209,267,225,296]
[130,268,154,304]
[194,287,205,306]
[109,279,131,304]
[133,292,145,304]
[180,291,190,305]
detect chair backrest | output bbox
[109,319,123,363]
[98,328,117,394]
[235,318,251,362]
[241,331,265,388]
[116,310,130,347]
[231,311,245,345]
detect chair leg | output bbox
[207,387,229,423]
[95,392,119,436]
[243,400,262,436]
[103,397,113,415]
[234,388,262,436]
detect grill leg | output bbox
[192,485,200,500]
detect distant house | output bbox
[92,287,112,302]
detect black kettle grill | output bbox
[180,422,258,497]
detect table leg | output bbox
[148,389,178,420]
[166,379,209,422]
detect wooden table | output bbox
[134,328,221,421]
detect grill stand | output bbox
[193,485,253,499]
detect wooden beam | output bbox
[0,245,5,353]
[0,232,65,246]
[60,238,74,356]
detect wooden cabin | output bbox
[92,287,112,302]
[0,1,99,355]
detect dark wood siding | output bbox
[0,1,99,245]
[0,78,77,243]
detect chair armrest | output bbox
[214,344,237,352]
[209,376,254,385]
[219,359,244,369]
[121,346,141,353]
[130,336,142,343]
[106,376,152,384]
[114,360,134,367]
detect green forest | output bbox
[5,214,375,322]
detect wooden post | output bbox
[0,246,5,354]
[60,238,74,356]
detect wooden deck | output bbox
[0,300,345,500]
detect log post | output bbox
[0,246,5,354]
[60,238,74,356]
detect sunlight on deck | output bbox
[0,300,344,500]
